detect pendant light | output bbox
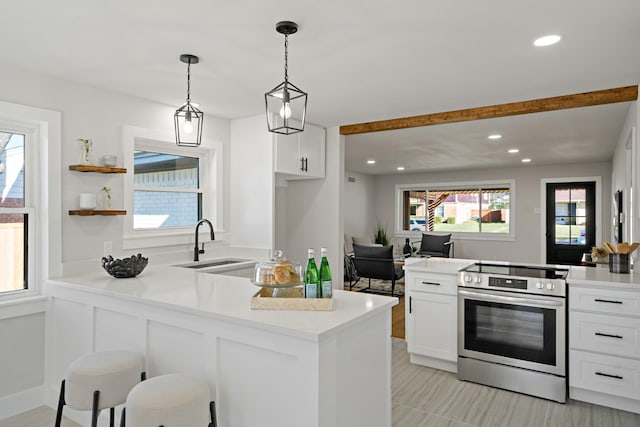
[265,21,308,135]
[174,54,203,146]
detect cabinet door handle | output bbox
[300,157,305,172]
[595,332,623,339]
[421,281,440,286]
[304,157,308,171]
[409,296,412,314]
[594,298,623,304]
[595,372,623,380]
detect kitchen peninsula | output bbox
[46,263,397,427]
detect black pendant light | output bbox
[174,54,203,146]
[265,21,307,135]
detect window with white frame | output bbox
[398,181,514,238]
[122,126,219,249]
[133,150,202,229]
[0,128,34,294]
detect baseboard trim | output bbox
[0,386,45,420]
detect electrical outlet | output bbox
[103,241,112,256]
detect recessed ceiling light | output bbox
[488,134,502,140]
[508,149,520,154]
[522,158,532,163]
[367,159,376,164]
[534,34,562,47]
[397,166,405,171]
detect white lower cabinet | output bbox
[405,271,457,373]
[569,282,640,414]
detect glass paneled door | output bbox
[546,182,595,265]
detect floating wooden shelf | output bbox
[69,165,127,173]
[69,210,127,216]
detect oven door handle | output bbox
[458,289,564,307]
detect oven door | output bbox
[458,288,565,376]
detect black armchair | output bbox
[350,244,404,296]
[416,233,454,258]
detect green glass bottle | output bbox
[319,247,332,299]
[304,248,319,299]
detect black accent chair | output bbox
[416,233,454,258]
[349,244,404,296]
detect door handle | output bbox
[300,157,305,171]
[409,296,412,314]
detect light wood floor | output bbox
[4,323,639,427]
[392,295,405,339]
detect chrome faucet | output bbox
[194,219,215,261]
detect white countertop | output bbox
[567,264,640,291]
[403,257,479,275]
[48,263,398,342]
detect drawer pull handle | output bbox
[421,281,441,286]
[595,332,623,339]
[595,372,623,380]
[594,298,623,304]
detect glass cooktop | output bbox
[460,263,568,280]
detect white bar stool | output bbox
[55,350,145,427]
[123,373,217,427]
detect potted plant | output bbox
[78,138,92,164]
[373,223,390,246]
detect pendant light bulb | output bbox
[183,112,193,134]
[280,102,292,119]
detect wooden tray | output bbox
[250,287,333,311]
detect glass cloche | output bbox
[252,250,303,288]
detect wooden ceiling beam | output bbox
[339,85,638,135]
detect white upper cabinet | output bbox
[274,123,325,179]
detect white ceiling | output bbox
[2,1,639,172]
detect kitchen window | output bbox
[397,180,514,239]
[0,130,33,295]
[123,126,218,249]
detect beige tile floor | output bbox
[3,340,640,427]
[391,338,640,427]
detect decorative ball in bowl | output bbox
[102,254,148,278]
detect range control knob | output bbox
[465,274,472,283]
[546,283,555,291]
[536,282,544,289]
[473,276,482,283]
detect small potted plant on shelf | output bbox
[77,138,92,164]
[101,186,112,209]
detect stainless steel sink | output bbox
[175,258,252,269]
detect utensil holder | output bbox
[609,253,630,274]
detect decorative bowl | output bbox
[102,254,148,278]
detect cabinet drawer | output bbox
[570,349,640,400]
[408,273,457,295]
[570,312,640,359]
[570,286,640,316]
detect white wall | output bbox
[344,171,378,240]
[229,115,274,250]
[611,100,639,250]
[370,162,612,264]
[284,127,344,279]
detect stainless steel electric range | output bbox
[457,262,569,403]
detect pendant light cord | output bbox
[283,34,289,83]
[186,59,192,103]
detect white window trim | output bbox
[122,126,223,249]
[395,179,516,241]
[0,100,62,302]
